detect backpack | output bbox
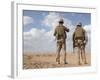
[74,27,85,40]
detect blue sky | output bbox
[23,10,91,32]
[23,10,91,53]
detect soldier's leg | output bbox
[77,40,81,65]
[56,43,61,64]
[82,48,87,64]
[62,41,68,64]
[78,47,81,65]
[80,48,84,62]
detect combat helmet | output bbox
[59,19,64,24]
[76,22,82,26]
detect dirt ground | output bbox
[23,52,91,69]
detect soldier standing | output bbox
[73,22,88,65]
[54,19,69,64]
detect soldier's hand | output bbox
[67,29,69,32]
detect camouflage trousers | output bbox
[56,39,67,64]
[75,39,87,64]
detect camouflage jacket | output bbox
[54,25,69,40]
[72,26,88,48]
[73,27,86,41]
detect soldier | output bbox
[73,22,88,65]
[54,19,69,64]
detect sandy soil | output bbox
[23,52,91,69]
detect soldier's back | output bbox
[56,26,65,36]
[74,27,85,39]
[55,25,66,40]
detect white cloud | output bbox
[42,12,59,30]
[23,12,91,53]
[83,25,91,34]
[23,16,34,26]
[42,12,72,31]
[24,28,56,53]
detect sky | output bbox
[23,10,91,53]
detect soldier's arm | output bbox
[72,32,75,41]
[85,31,88,43]
[83,28,88,44]
[54,28,57,36]
[72,32,75,48]
[64,26,69,32]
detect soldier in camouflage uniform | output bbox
[54,19,69,64]
[73,22,88,65]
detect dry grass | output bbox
[23,52,91,69]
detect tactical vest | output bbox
[55,25,66,40]
[74,27,85,40]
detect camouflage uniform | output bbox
[54,19,69,64]
[73,22,88,65]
